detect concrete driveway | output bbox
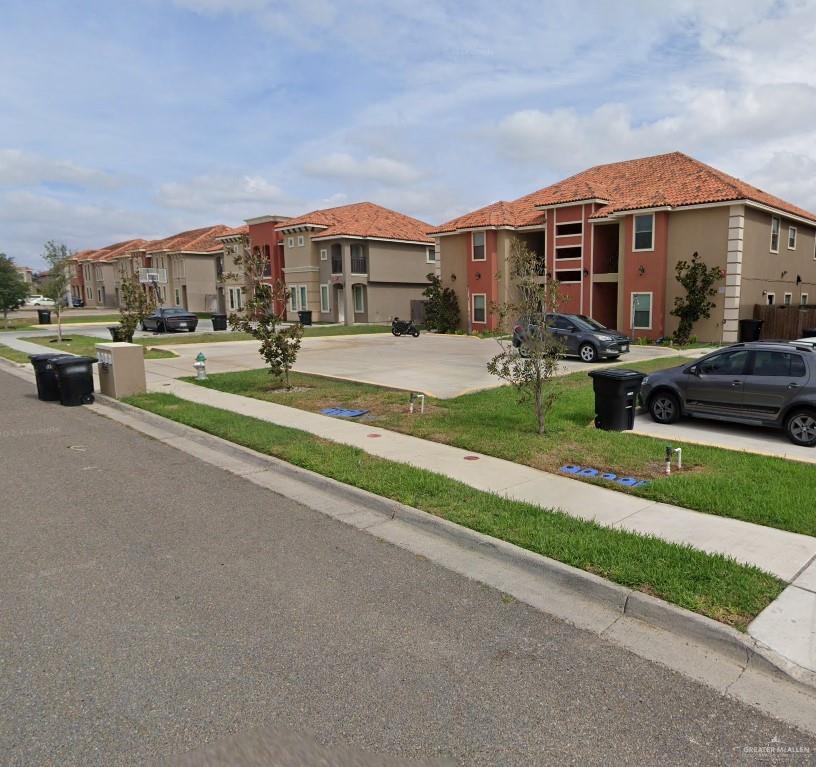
[632,410,816,464]
[147,333,693,398]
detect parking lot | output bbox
[147,332,691,398]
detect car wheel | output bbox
[411,329,419,337]
[158,321,166,334]
[141,322,147,331]
[649,391,680,424]
[785,409,816,447]
[579,343,598,363]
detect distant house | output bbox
[14,265,34,286]
[430,151,816,342]
[276,202,435,325]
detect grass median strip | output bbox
[124,391,783,630]
[28,335,178,359]
[188,360,816,538]
[0,343,32,364]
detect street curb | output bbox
[82,389,816,694]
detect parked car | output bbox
[25,295,55,307]
[512,312,630,362]
[71,297,85,308]
[640,341,816,446]
[142,306,198,333]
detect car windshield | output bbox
[162,307,189,316]
[576,315,607,331]
[568,315,600,332]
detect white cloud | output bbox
[303,153,424,186]
[156,173,291,218]
[0,149,122,189]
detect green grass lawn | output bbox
[28,335,178,359]
[301,323,391,337]
[123,391,783,630]
[48,313,123,325]
[0,343,32,363]
[188,359,816,537]
[145,331,256,345]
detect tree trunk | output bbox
[3,308,8,330]
[56,308,63,342]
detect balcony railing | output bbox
[350,255,368,274]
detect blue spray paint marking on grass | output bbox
[560,464,649,487]
[320,407,370,418]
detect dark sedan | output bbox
[142,306,198,333]
[513,312,630,362]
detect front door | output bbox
[336,287,344,323]
[742,349,808,421]
[683,348,751,415]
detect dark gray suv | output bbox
[640,342,816,446]
[512,313,630,363]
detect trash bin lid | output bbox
[51,355,97,366]
[588,368,645,380]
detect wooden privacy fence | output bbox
[753,304,816,339]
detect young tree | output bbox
[0,254,29,329]
[117,271,156,342]
[227,241,303,390]
[671,251,724,346]
[422,273,460,333]
[40,241,73,342]
[487,238,565,435]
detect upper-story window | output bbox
[633,214,654,251]
[426,247,437,263]
[320,249,328,261]
[472,231,486,261]
[555,221,582,237]
[297,235,305,247]
[788,226,797,250]
[287,237,294,248]
[770,216,780,253]
[350,244,367,274]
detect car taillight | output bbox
[513,325,522,334]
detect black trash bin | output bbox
[51,356,96,406]
[588,368,645,431]
[108,325,126,341]
[29,353,73,401]
[297,310,313,326]
[738,318,763,342]
[802,328,816,339]
[211,313,228,331]
[37,309,52,324]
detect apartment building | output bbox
[276,202,435,325]
[430,152,816,342]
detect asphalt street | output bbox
[2,366,815,766]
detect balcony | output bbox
[350,254,368,275]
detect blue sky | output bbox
[2,0,816,268]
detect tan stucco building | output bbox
[276,202,435,325]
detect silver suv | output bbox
[639,342,816,446]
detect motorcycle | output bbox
[392,317,420,337]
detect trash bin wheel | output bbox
[81,393,95,405]
[648,390,680,424]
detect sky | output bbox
[2,0,816,269]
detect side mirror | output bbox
[688,365,699,376]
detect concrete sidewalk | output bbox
[150,378,816,677]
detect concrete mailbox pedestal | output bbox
[95,342,146,399]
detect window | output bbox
[287,237,294,248]
[699,349,750,376]
[228,287,243,311]
[289,286,298,312]
[426,247,437,263]
[784,292,792,306]
[97,288,103,303]
[547,315,575,331]
[299,285,307,311]
[472,231,485,261]
[752,351,806,378]
[555,221,582,237]
[788,226,797,250]
[175,288,180,305]
[85,286,92,299]
[555,246,581,260]
[262,245,271,277]
[766,292,775,305]
[350,244,367,274]
[801,293,809,306]
[633,214,654,251]
[631,292,652,329]
[297,235,305,247]
[472,293,487,324]
[320,249,328,261]
[320,284,330,313]
[770,216,780,253]
[555,270,582,283]
[352,284,365,313]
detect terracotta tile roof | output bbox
[430,151,816,234]
[143,225,230,255]
[215,224,249,240]
[277,202,433,244]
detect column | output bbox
[722,204,745,343]
[342,241,353,326]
